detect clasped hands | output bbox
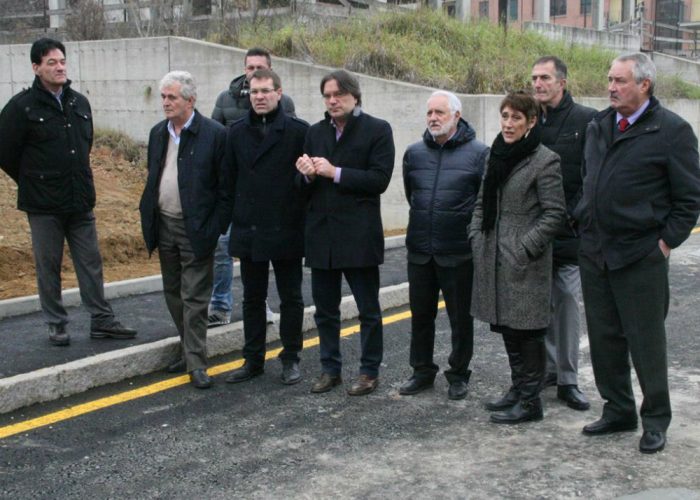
[296,154,336,180]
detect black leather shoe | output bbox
[557,385,591,411]
[311,373,342,393]
[639,431,666,454]
[490,399,543,424]
[190,369,212,389]
[582,417,638,435]
[280,360,302,385]
[543,372,558,388]
[485,387,519,411]
[398,377,433,396]
[48,324,70,346]
[90,319,137,339]
[225,363,264,384]
[448,380,469,400]
[166,358,187,373]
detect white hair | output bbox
[613,53,656,95]
[159,70,197,100]
[428,90,462,114]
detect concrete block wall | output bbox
[2,37,699,230]
[652,52,700,86]
[525,21,641,52]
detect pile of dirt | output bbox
[0,146,160,300]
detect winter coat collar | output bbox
[422,118,476,150]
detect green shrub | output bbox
[227,9,652,97]
[93,129,145,164]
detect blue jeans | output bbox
[209,225,233,315]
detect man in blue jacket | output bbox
[140,71,232,389]
[576,53,700,453]
[399,91,488,400]
[0,38,136,346]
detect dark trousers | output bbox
[158,215,213,372]
[407,258,474,383]
[240,258,304,367]
[580,249,670,432]
[27,211,114,327]
[311,266,383,377]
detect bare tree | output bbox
[126,0,198,37]
[65,0,107,40]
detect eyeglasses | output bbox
[250,88,277,96]
[322,91,349,100]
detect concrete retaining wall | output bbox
[2,37,699,229]
[652,52,700,86]
[525,21,641,52]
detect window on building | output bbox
[479,0,489,18]
[580,0,592,15]
[551,0,567,16]
[443,1,456,17]
[192,0,212,16]
[509,0,518,20]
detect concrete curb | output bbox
[0,235,406,320]
[0,282,409,414]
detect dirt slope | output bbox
[0,147,160,299]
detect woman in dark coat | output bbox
[470,91,566,424]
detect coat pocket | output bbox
[499,236,529,269]
[19,170,70,211]
[26,109,62,142]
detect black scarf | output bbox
[481,124,541,233]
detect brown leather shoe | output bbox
[310,373,342,393]
[347,374,378,396]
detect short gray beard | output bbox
[429,117,457,140]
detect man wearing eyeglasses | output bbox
[208,48,296,329]
[223,69,309,386]
[296,70,395,396]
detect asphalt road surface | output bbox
[2,238,700,498]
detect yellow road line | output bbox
[0,305,422,440]
[9,227,700,440]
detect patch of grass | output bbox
[656,75,700,99]
[93,128,146,165]
[230,9,694,99]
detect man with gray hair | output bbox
[575,53,700,453]
[140,71,231,389]
[398,90,488,400]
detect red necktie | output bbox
[618,118,629,132]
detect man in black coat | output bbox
[208,47,296,328]
[140,71,232,389]
[296,70,395,396]
[531,56,595,411]
[575,53,700,453]
[0,38,136,346]
[399,90,487,401]
[221,69,309,386]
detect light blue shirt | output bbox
[617,99,650,128]
[167,111,195,145]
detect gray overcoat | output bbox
[469,144,566,330]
